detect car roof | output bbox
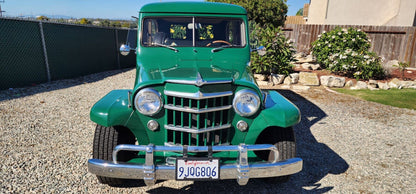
[140,2,246,15]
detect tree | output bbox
[79,18,91,25]
[207,0,288,28]
[296,8,303,16]
[36,15,49,21]
[100,20,110,27]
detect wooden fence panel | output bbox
[284,24,416,67]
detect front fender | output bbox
[90,90,133,127]
[245,91,300,144]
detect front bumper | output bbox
[88,144,302,186]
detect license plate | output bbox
[176,158,219,180]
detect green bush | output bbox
[250,25,295,75]
[312,27,384,80]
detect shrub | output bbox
[250,25,295,75]
[312,27,384,80]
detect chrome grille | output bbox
[164,91,233,146]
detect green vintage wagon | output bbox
[88,2,302,186]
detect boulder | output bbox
[299,72,320,86]
[256,80,269,86]
[296,54,315,63]
[311,64,321,70]
[351,81,367,90]
[320,76,346,88]
[399,81,416,89]
[283,77,292,85]
[383,60,399,75]
[368,80,378,88]
[254,74,267,81]
[378,82,390,90]
[271,74,285,85]
[345,80,354,87]
[290,73,299,84]
[388,78,401,88]
[301,63,311,70]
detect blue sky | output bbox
[2,0,308,19]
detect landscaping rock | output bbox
[383,60,399,75]
[368,80,378,88]
[254,74,267,81]
[320,76,346,88]
[271,74,285,85]
[399,81,416,89]
[378,82,390,90]
[345,80,354,87]
[351,81,367,90]
[301,63,311,70]
[388,78,401,88]
[299,72,320,86]
[283,77,292,85]
[311,64,321,70]
[290,73,300,84]
[256,80,270,86]
[296,54,315,63]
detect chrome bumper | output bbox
[88,144,302,186]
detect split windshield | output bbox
[142,17,246,48]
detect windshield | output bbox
[142,17,246,48]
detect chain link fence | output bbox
[0,17,137,90]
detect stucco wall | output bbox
[307,0,416,26]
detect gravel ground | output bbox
[1,68,415,193]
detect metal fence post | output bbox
[39,21,51,82]
[115,29,121,69]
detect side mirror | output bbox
[120,44,131,56]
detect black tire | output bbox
[255,127,296,183]
[92,124,137,186]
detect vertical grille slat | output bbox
[165,92,232,146]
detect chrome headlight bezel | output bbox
[134,88,163,116]
[233,89,261,117]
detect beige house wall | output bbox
[307,0,416,26]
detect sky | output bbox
[1,0,308,19]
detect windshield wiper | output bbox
[211,45,239,53]
[152,43,179,52]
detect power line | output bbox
[0,0,5,17]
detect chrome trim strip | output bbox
[165,79,232,86]
[88,144,302,186]
[164,124,231,134]
[164,104,232,113]
[164,90,233,100]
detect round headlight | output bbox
[134,88,162,116]
[233,89,260,117]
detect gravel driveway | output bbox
[1,68,415,193]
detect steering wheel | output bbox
[206,40,232,47]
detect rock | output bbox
[256,80,269,86]
[351,81,367,90]
[378,82,390,90]
[296,54,315,63]
[320,76,346,88]
[293,52,306,59]
[271,74,285,85]
[383,60,399,75]
[299,72,320,86]
[301,63,311,70]
[254,74,267,81]
[283,77,292,85]
[311,64,321,70]
[368,85,379,90]
[388,78,401,88]
[280,85,291,89]
[399,81,416,89]
[290,73,299,84]
[292,85,311,91]
[345,80,354,87]
[368,80,378,88]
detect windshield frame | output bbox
[140,16,247,48]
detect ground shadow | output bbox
[144,89,349,193]
[0,68,134,102]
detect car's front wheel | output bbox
[255,127,296,183]
[92,124,138,186]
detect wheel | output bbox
[92,124,138,186]
[255,127,296,183]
